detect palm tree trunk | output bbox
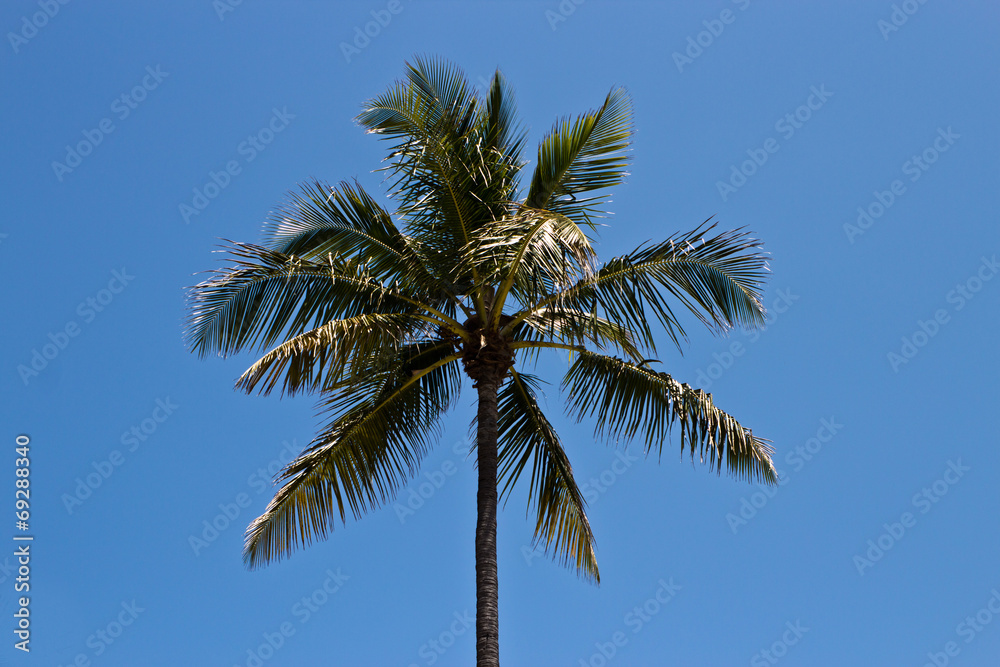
[475,374,501,667]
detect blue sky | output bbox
[2,1,999,665]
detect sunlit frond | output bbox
[356,57,489,274]
[513,308,644,364]
[236,313,432,397]
[262,179,453,303]
[526,87,633,223]
[461,208,596,319]
[506,222,768,352]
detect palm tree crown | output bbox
[185,57,777,666]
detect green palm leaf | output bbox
[480,69,527,204]
[525,87,633,222]
[514,309,642,364]
[498,370,598,582]
[262,179,454,304]
[463,208,595,320]
[506,222,768,352]
[563,351,777,484]
[357,57,486,261]
[243,343,463,569]
[185,242,462,358]
[235,313,430,397]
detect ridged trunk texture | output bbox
[475,375,501,667]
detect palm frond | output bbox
[185,242,462,358]
[462,208,596,319]
[356,57,484,259]
[505,222,768,352]
[514,308,644,363]
[262,180,454,304]
[525,88,633,223]
[236,313,432,397]
[498,370,599,582]
[478,68,527,210]
[264,180,404,262]
[243,344,463,569]
[563,351,777,484]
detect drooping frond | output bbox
[498,370,598,582]
[563,351,777,484]
[243,342,463,569]
[525,87,633,223]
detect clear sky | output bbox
[2,1,999,665]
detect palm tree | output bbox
[185,57,777,667]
